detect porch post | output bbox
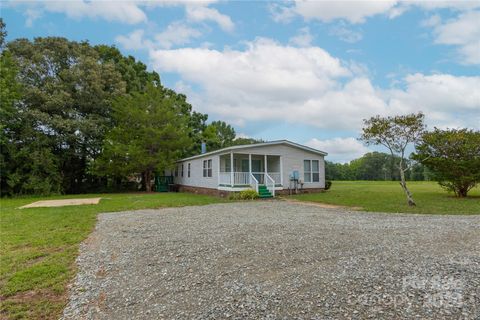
[248,153,252,183]
[230,152,234,187]
[264,155,268,175]
[280,156,283,186]
[217,155,221,186]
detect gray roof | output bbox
[179,140,328,162]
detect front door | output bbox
[241,159,249,172]
[251,159,262,183]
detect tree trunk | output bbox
[399,159,416,206]
[144,171,152,192]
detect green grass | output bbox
[291,181,480,215]
[0,192,223,319]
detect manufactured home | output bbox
[169,140,327,197]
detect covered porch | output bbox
[218,153,282,194]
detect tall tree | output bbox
[413,128,480,197]
[230,137,264,146]
[95,45,161,93]
[360,112,426,206]
[5,37,127,193]
[208,121,236,149]
[94,85,191,192]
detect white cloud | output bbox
[116,22,203,51]
[185,4,234,32]
[115,29,153,51]
[275,0,398,24]
[289,27,313,47]
[11,0,234,30]
[328,23,362,43]
[24,8,42,27]
[421,14,441,28]
[272,0,480,24]
[150,38,480,133]
[430,10,480,65]
[305,137,371,163]
[154,21,202,49]
[41,0,147,24]
[149,38,388,130]
[386,73,480,128]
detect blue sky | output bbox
[2,0,479,162]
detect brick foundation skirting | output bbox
[177,185,231,198]
[177,185,325,197]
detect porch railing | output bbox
[250,173,259,193]
[219,171,282,186]
[219,172,231,185]
[268,172,281,185]
[265,173,275,197]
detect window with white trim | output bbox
[203,159,212,177]
[175,166,178,177]
[304,159,320,183]
[188,163,191,178]
[181,164,184,177]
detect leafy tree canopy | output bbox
[94,85,192,192]
[413,128,480,197]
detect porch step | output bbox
[258,185,273,198]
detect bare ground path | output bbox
[62,201,480,319]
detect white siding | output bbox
[223,144,325,189]
[173,155,219,189]
[172,143,325,189]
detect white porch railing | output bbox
[265,173,275,197]
[219,172,231,185]
[268,172,281,185]
[220,171,282,187]
[234,172,249,185]
[250,173,259,193]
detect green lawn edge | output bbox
[290,181,480,215]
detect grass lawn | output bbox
[0,192,224,319]
[291,181,480,215]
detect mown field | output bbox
[0,193,224,319]
[292,181,480,215]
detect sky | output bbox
[2,0,480,163]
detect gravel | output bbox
[62,201,480,319]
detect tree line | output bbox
[326,152,431,181]
[0,20,258,195]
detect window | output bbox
[188,163,191,178]
[312,160,319,182]
[304,159,320,183]
[203,159,212,177]
[181,164,184,177]
[175,166,178,177]
[304,160,311,182]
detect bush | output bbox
[240,190,259,200]
[325,181,332,190]
[229,189,259,200]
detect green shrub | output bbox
[228,192,241,200]
[325,181,332,190]
[240,190,259,200]
[229,189,259,200]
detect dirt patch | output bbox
[281,198,363,210]
[20,198,101,209]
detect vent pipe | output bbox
[201,142,207,154]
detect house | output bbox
[170,140,327,197]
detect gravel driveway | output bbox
[63,201,480,319]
